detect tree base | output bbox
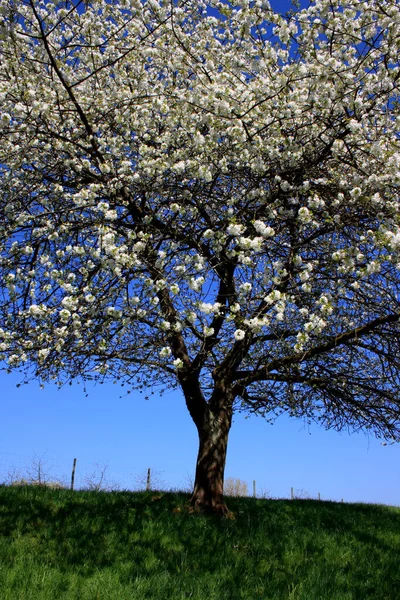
[190,491,235,518]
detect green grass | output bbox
[0,486,399,599]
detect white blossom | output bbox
[227,223,244,236]
[234,329,246,341]
[61,296,78,311]
[38,348,50,362]
[350,187,362,198]
[85,294,95,303]
[239,282,252,293]
[255,222,275,238]
[159,346,172,358]
[59,309,71,323]
[203,326,215,337]
[28,304,43,317]
[170,284,180,295]
[106,306,122,318]
[265,290,282,304]
[173,321,182,332]
[199,302,221,315]
[239,236,263,251]
[298,207,312,223]
[189,277,205,291]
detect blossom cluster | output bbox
[0,0,398,392]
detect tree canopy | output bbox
[1,0,400,513]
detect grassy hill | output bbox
[0,486,399,600]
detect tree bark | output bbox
[190,405,232,517]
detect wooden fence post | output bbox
[146,468,151,491]
[70,458,77,491]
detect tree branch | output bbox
[234,311,400,386]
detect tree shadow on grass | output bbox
[1,487,399,599]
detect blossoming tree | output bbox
[1,0,400,514]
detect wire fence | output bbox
[0,451,343,501]
[0,451,160,493]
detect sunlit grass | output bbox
[0,486,399,599]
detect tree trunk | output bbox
[190,406,232,517]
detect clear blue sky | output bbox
[1,0,399,506]
[1,369,399,504]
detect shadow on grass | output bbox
[0,486,399,599]
[1,486,192,569]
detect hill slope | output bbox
[0,486,399,600]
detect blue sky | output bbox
[1,0,399,505]
[1,368,399,504]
